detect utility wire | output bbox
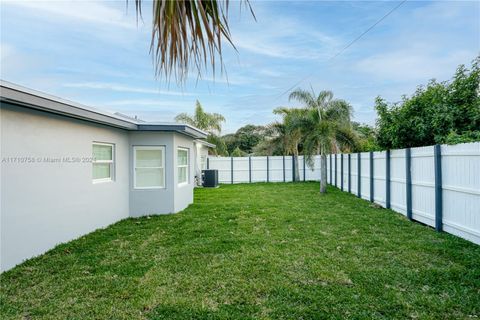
[275,0,408,99]
[330,0,408,61]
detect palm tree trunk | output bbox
[320,152,327,193]
[294,148,300,182]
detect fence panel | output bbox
[341,154,347,191]
[326,155,330,183]
[269,156,285,182]
[390,149,407,215]
[350,153,358,196]
[410,146,436,227]
[373,151,387,206]
[334,154,340,188]
[441,143,480,243]
[305,155,321,181]
[207,142,479,245]
[285,156,293,182]
[251,156,268,183]
[232,157,248,183]
[208,157,231,184]
[360,152,371,201]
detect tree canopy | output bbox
[375,57,480,149]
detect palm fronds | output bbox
[174,100,225,134]
[134,0,254,83]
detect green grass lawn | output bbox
[1,182,479,319]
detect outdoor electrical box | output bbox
[202,169,219,188]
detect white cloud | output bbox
[230,6,340,60]
[0,42,48,78]
[1,0,136,29]
[356,49,476,82]
[63,82,192,96]
[104,99,193,108]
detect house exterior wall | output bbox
[1,103,130,272]
[1,103,200,272]
[128,131,176,216]
[194,142,209,186]
[173,134,195,212]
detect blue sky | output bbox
[1,0,479,133]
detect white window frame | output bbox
[177,147,189,186]
[133,146,165,189]
[92,142,114,184]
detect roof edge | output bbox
[0,80,209,139]
[1,80,138,130]
[195,140,216,148]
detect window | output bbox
[177,148,189,185]
[92,143,114,183]
[134,146,165,189]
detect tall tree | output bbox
[175,100,225,134]
[273,107,304,181]
[289,89,357,193]
[252,122,288,156]
[222,125,268,155]
[375,57,480,149]
[175,100,226,155]
[134,0,255,82]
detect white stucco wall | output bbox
[128,131,176,216]
[194,142,209,186]
[1,103,200,272]
[173,134,195,212]
[1,103,130,272]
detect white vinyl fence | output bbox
[207,142,480,245]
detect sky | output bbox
[1,0,479,133]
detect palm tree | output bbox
[175,100,225,134]
[133,0,255,82]
[175,100,226,155]
[289,89,357,193]
[273,107,304,181]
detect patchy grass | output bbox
[1,182,479,319]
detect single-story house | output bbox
[0,80,212,272]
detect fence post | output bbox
[231,157,234,184]
[334,154,337,187]
[386,150,391,209]
[249,156,252,183]
[283,155,286,182]
[329,154,332,185]
[357,153,361,198]
[207,157,210,170]
[267,156,270,183]
[348,154,351,193]
[340,154,344,191]
[303,156,306,181]
[370,151,374,202]
[292,155,295,182]
[434,144,443,232]
[406,148,412,220]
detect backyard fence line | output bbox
[207,142,480,245]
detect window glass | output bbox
[134,147,165,188]
[93,144,112,161]
[135,168,164,188]
[136,149,163,167]
[93,163,111,180]
[178,149,188,166]
[92,143,114,182]
[177,148,189,184]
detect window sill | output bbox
[93,178,113,184]
[133,186,166,190]
[178,182,190,188]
